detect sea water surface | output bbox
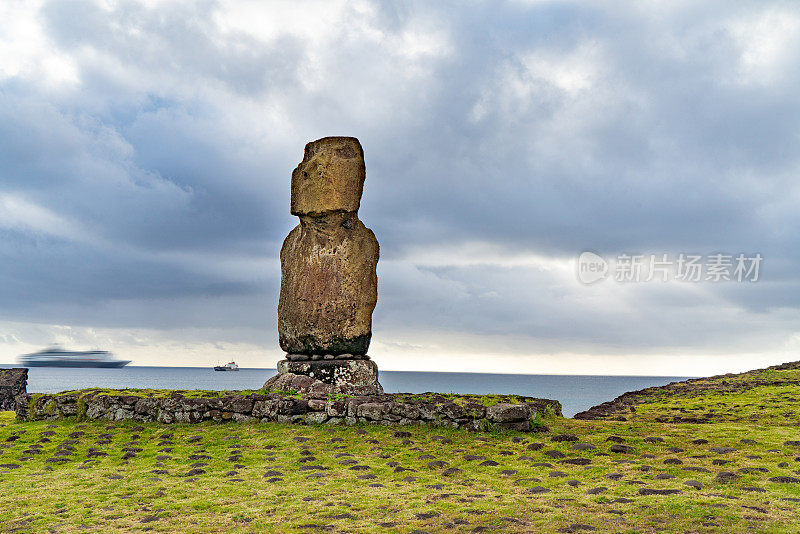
[4,365,692,417]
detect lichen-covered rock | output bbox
[263,365,383,398]
[437,402,466,420]
[357,402,392,420]
[305,411,328,424]
[277,136,379,356]
[487,403,532,423]
[276,359,379,386]
[391,403,421,419]
[0,368,27,411]
[463,402,487,419]
[225,397,254,414]
[135,398,157,414]
[59,399,78,416]
[325,400,346,417]
[264,372,318,393]
[251,399,278,418]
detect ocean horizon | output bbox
[1,364,693,417]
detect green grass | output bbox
[53,388,265,399]
[588,363,800,426]
[2,364,800,532]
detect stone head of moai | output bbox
[277,136,379,358]
[290,136,366,216]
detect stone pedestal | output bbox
[264,357,383,397]
[278,359,379,385]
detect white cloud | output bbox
[520,41,600,97]
[0,193,87,241]
[0,0,78,86]
[725,8,800,86]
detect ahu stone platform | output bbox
[15,390,562,433]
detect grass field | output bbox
[2,365,800,533]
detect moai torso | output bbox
[277,137,379,355]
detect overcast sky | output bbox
[1,0,799,375]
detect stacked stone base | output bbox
[285,353,370,361]
[15,390,561,432]
[265,357,383,396]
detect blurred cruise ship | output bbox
[19,346,130,368]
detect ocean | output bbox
[3,365,692,417]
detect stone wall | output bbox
[15,390,561,432]
[0,368,28,411]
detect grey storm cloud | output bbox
[1,0,799,368]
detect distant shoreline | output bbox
[0,362,696,379]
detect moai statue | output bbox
[265,136,382,396]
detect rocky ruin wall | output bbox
[15,391,561,433]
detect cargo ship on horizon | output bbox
[19,346,130,368]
